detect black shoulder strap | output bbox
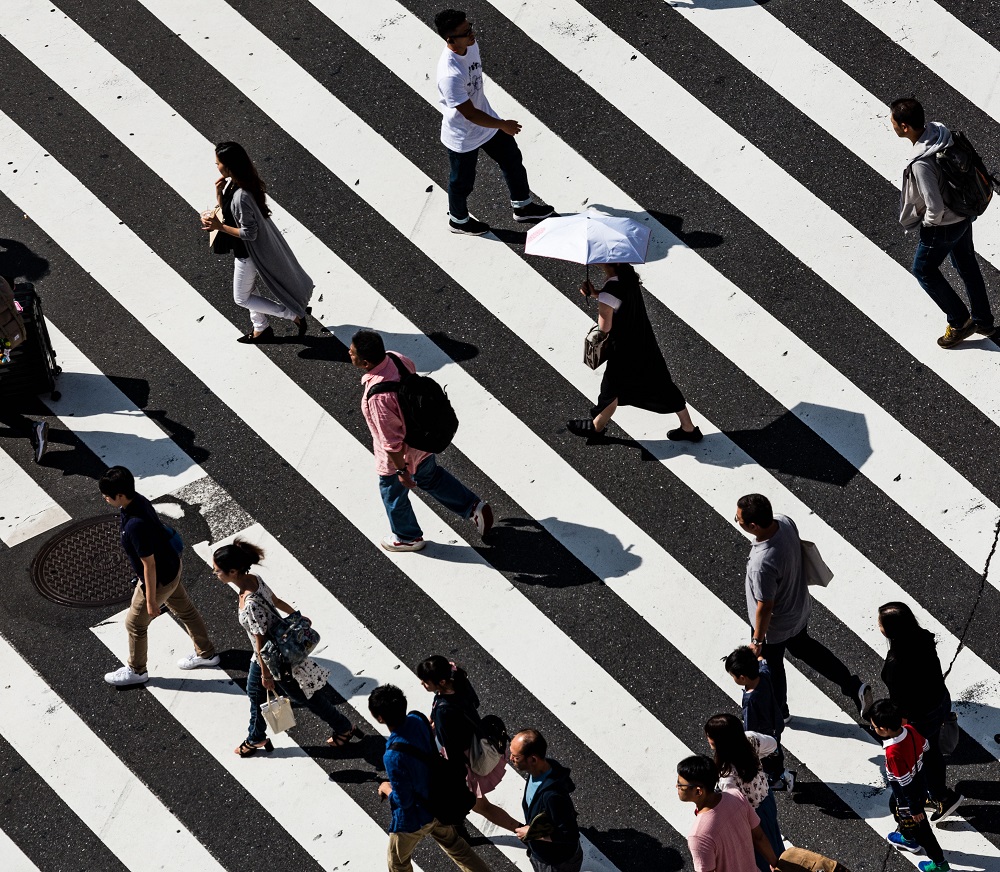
[364,353,407,401]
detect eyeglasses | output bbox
[447,24,474,42]
[675,781,698,791]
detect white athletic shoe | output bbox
[177,653,221,670]
[381,535,426,553]
[104,665,148,687]
[470,500,494,537]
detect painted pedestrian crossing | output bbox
[1,0,999,869]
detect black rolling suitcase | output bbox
[0,281,61,399]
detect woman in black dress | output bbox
[878,602,963,822]
[567,263,701,442]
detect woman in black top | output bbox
[417,655,522,832]
[567,264,701,442]
[878,602,963,821]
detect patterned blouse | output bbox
[237,576,329,699]
[716,730,778,808]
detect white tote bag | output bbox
[801,540,834,587]
[260,690,296,734]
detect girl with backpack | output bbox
[417,655,522,832]
[704,713,783,872]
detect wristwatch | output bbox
[752,637,763,645]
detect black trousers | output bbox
[761,624,860,717]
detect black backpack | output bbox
[936,131,1000,217]
[388,711,475,825]
[365,353,459,454]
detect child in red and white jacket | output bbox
[869,699,949,871]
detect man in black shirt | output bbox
[99,466,219,687]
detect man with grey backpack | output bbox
[891,96,996,348]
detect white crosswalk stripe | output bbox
[0,0,998,869]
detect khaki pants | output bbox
[125,559,215,673]
[387,819,491,872]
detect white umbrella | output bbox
[524,212,651,267]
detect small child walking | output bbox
[725,646,794,791]
[869,699,950,871]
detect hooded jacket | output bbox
[521,758,581,865]
[899,122,965,230]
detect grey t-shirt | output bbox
[744,514,810,644]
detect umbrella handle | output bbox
[585,263,590,309]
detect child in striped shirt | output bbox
[869,699,949,871]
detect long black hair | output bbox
[879,601,935,654]
[215,141,271,217]
[416,654,474,697]
[213,537,265,574]
[705,713,761,784]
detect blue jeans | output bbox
[378,455,478,541]
[447,130,530,221]
[246,658,351,743]
[912,218,994,328]
[754,791,782,872]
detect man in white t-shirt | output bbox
[434,9,553,236]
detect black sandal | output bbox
[295,306,312,338]
[236,326,275,344]
[567,418,607,439]
[236,738,274,757]
[326,725,363,748]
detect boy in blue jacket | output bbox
[370,684,489,872]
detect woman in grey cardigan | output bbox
[202,142,313,343]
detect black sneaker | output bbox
[512,201,554,223]
[449,216,490,236]
[974,322,996,337]
[30,420,49,463]
[929,789,964,824]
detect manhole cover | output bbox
[31,515,134,608]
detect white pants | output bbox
[233,257,297,331]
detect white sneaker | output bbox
[470,500,494,536]
[177,653,221,670]
[381,535,426,552]
[104,665,148,687]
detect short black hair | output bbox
[676,754,718,791]
[369,684,407,725]
[514,729,547,759]
[351,329,386,365]
[868,698,903,731]
[434,9,467,37]
[99,465,136,499]
[737,493,773,527]
[890,97,925,130]
[724,646,760,679]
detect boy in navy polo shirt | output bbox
[99,466,218,687]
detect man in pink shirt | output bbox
[677,755,779,872]
[350,329,492,552]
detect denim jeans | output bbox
[908,691,952,801]
[378,454,478,541]
[911,218,994,328]
[760,624,860,718]
[529,844,583,872]
[754,791,782,872]
[246,658,351,743]
[447,131,530,221]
